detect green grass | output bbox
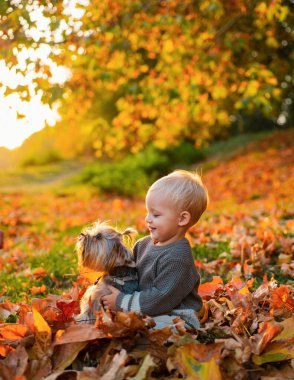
[0,227,79,303]
[191,241,294,288]
[192,241,230,262]
[192,241,231,283]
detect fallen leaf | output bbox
[129,354,155,380]
[272,317,294,342]
[54,324,106,345]
[168,343,223,380]
[0,345,28,379]
[56,300,80,322]
[198,277,224,299]
[270,285,294,317]
[250,321,284,355]
[0,324,27,341]
[0,300,19,321]
[33,307,51,334]
[100,349,128,380]
[52,341,88,371]
[252,339,294,365]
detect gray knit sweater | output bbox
[116,236,202,329]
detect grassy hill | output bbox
[0,129,288,195]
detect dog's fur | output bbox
[75,221,138,324]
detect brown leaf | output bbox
[0,300,19,321]
[280,262,294,278]
[25,357,52,380]
[54,324,106,345]
[52,342,88,371]
[219,336,251,364]
[100,349,128,380]
[207,299,226,325]
[95,311,151,338]
[0,345,28,380]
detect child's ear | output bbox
[178,211,191,226]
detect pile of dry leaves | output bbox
[0,273,293,380]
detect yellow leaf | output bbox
[212,86,227,100]
[163,39,174,53]
[33,307,51,334]
[266,37,279,48]
[244,80,259,97]
[239,286,250,295]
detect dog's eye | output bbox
[95,233,102,239]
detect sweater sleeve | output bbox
[116,257,198,316]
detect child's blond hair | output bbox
[147,170,208,226]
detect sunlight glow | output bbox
[0,88,59,150]
[0,0,86,150]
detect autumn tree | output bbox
[0,0,293,158]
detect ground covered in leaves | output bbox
[0,130,293,379]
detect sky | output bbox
[0,88,59,150]
[0,55,65,150]
[0,0,85,150]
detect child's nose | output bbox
[145,214,151,223]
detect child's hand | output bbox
[101,285,120,311]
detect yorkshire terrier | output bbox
[75,221,138,324]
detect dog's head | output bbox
[76,221,136,273]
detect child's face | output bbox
[145,190,184,246]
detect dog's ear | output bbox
[121,228,137,244]
[115,240,134,266]
[78,233,86,240]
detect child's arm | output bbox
[116,258,199,316]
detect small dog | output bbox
[75,221,138,324]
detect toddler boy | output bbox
[102,170,208,329]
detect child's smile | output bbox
[145,190,186,246]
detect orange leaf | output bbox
[0,344,14,357]
[0,324,27,340]
[32,267,47,279]
[270,285,294,310]
[198,301,209,324]
[228,275,245,289]
[198,276,223,299]
[250,320,284,355]
[30,285,47,295]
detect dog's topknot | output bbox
[76,221,137,273]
